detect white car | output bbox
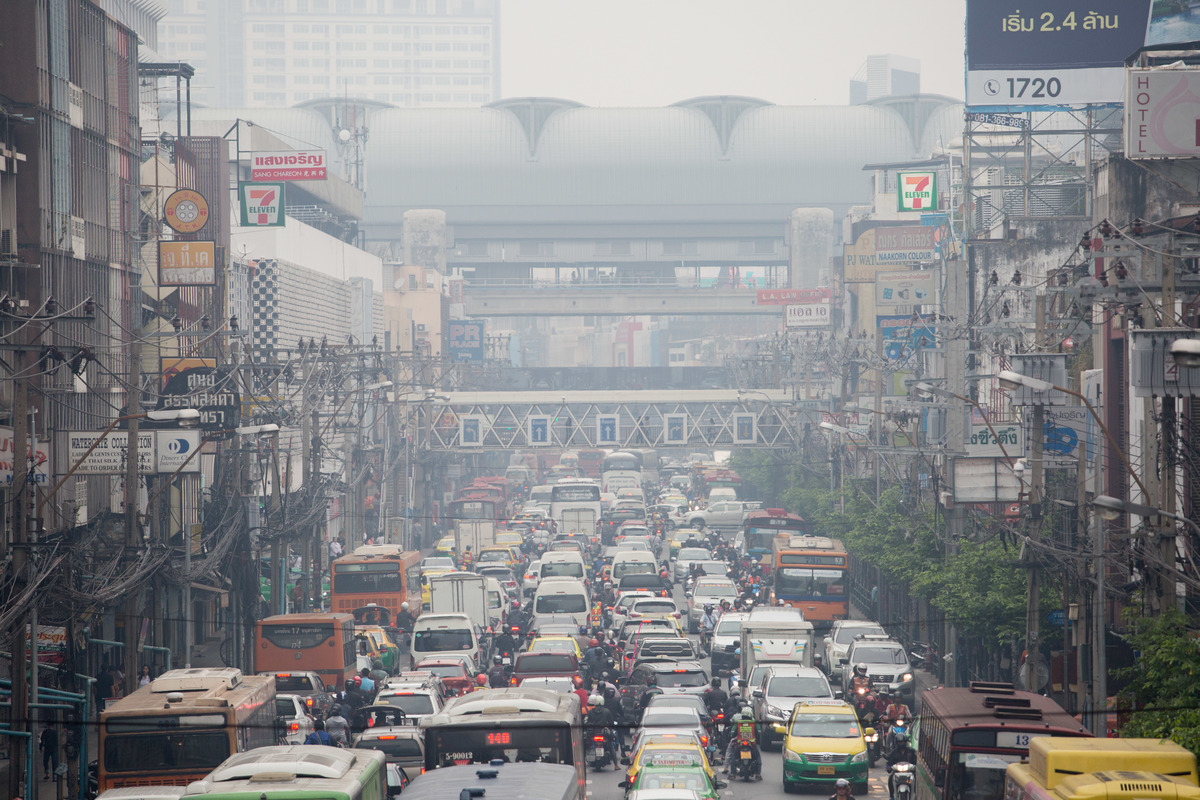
[685,501,749,531]
[275,694,314,744]
[611,591,655,630]
[522,559,542,597]
[823,620,886,675]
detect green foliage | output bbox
[1117,610,1200,757]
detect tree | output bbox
[1117,610,1200,757]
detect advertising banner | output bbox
[875,270,937,306]
[250,150,327,181]
[68,431,156,475]
[1125,67,1200,159]
[1026,406,1092,467]
[785,299,831,329]
[238,182,286,226]
[156,430,202,473]
[0,427,51,485]
[756,287,831,306]
[845,227,937,282]
[966,2,1200,109]
[448,320,485,363]
[159,240,217,286]
[158,365,240,438]
[878,314,937,361]
[966,423,1024,458]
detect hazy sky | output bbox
[500,0,966,107]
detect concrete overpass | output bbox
[462,284,779,317]
[405,389,826,451]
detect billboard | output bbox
[844,227,937,282]
[67,431,156,475]
[785,299,831,329]
[250,150,327,181]
[448,320,485,363]
[898,172,938,211]
[875,270,937,306]
[159,241,216,286]
[1125,68,1200,159]
[238,182,286,227]
[966,2,1200,109]
[878,314,937,361]
[158,365,240,438]
[0,427,50,485]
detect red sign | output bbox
[756,287,831,306]
[250,149,328,181]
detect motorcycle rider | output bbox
[492,626,518,662]
[584,637,606,676]
[636,674,663,720]
[849,663,873,696]
[723,703,761,780]
[699,604,720,635]
[487,655,509,688]
[887,737,919,799]
[830,777,857,800]
[584,694,617,766]
[883,691,913,727]
[506,600,529,635]
[395,601,416,635]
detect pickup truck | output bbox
[685,501,749,531]
[509,652,583,686]
[259,671,334,718]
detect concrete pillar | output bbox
[788,208,834,288]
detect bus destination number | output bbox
[995,731,1048,749]
[486,731,512,745]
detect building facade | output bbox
[156,0,500,109]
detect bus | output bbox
[771,533,848,630]
[447,497,501,525]
[744,508,811,560]
[423,688,585,786]
[182,745,386,800]
[98,668,276,792]
[255,612,357,692]
[402,762,583,800]
[916,683,1091,800]
[331,545,421,618]
[549,480,603,536]
[1005,737,1198,800]
[601,451,642,493]
[577,448,607,479]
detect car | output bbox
[623,735,714,788]
[353,724,425,772]
[668,530,701,559]
[689,560,730,579]
[527,635,583,659]
[749,665,835,748]
[616,536,655,553]
[708,611,748,675]
[434,536,456,556]
[627,789,703,800]
[637,706,710,749]
[645,693,712,728]
[527,612,584,639]
[621,660,709,715]
[522,559,542,597]
[514,676,575,693]
[840,634,915,703]
[494,532,524,551]
[476,564,521,599]
[685,501,749,531]
[612,591,655,630]
[779,699,871,795]
[357,624,401,673]
[421,555,456,572]
[617,573,672,600]
[258,671,333,718]
[672,547,713,582]
[823,620,886,675]
[627,597,683,625]
[685,578,738,633]
[623,764,724,800]
[385,762,410,799]
[478,545,521,570]
[374,682,446,725]
[616,522,652,541]
[617,617,684,648]
[509,651,581,686]
[274,693,314,744]
[630,637,701,665]
[412,657,477,697]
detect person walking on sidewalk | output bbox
[40,723,59,780]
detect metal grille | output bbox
[869,673,893,683]
[803,753,846,764]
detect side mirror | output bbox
[715,781,728,790]
[752,689,764,698]
[772,724,786,735]
[838,658,849,666]
[834,690,844,700]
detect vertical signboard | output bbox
[159,241,217,286]
[238,182,286,227]
[898,172,938,212]
[664,414,688,445]
[1124,68,1200,160]
[597,415,619,445]
[732,413,757,444]
[448,320,486,363]
[460,416,484,447]
[527,415,551,446]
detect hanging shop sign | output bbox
[238,182,286,227]
[250,149,327,181]
[158,365,240,439]
[163,189,210,234]
[159,240,217,286]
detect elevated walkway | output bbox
[462,283,777,317]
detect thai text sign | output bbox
[875,270,937,306]
[785,300,831,329]
[68,431,156,475]
[0,427,50,484]
[251,150,327,181]
[845,227,936,281]
[966,423,1024,458]
[1124,68,1200,160]
[159,240,216,286]
[159,366,240,438]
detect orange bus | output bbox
[255,612,357,691]
[771,534,849,631]
[98,668,276,791]
[330,545,422,618]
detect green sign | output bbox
[238,181,286,227]
[898,171,938,212]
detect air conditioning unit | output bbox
[0,229,16,258]
[415,323,427,333]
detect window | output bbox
[293,24,309,33]
[374,42,389,51]
[519,241,554,257]
[374,76,389,84]
[662,239,698,256]
[266,58,285,69]
[374,58,389,67]
[312,41,329,50]
[293,41,309,50]
[738,238,776,254]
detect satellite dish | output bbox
[338,128,352,143]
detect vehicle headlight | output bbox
[901,673,913,683]
[784,745,804,762]
[766,704,783,718]
[850,750,868,764]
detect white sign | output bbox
[156,430,202,473]
[527,415,551,447]
[1125,68,1200,160]
[952,457,1022,503]
[785,300,831,329]
[250,150,328,181]
[68,431,156,475]
[875,271,937,306]
[965,423,1023,458]
[0,427,51,485]
[994,731,1050,750]
[459,416,484,447]
[968,68,1125,109]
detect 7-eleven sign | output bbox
[239,182,286,227]
[898,171,938,212]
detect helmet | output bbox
[493,655,503,665]
[476,674,488,686]
[353,676,362,686]
[589,638,600,647]
[646,674,658,686]
[710,677,721,688]
[401,601,410,611]
[588,694,604,706]
[512,600,521,609]
[704,604,713,612]
[741,703,753,715]
[837,779,850,788]
[854,663,868,676]
[572,676,583,688]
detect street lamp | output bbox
[1168,338,1200,369]
[913,381,1021,465]
[1091,494,1200,536]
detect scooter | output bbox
[590,728,617,771]
[887,718,911,753]
[729,739,762,781]
[889,762,916,800]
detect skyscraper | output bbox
[849,55,921,104]
[156,0,500,108]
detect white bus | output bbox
[549,481,602,536]
[601,451,642,493]
[180,745,386,800]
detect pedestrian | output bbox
[138,665,152,688]
[411,520,423,549]
[95,663,114,711]
[40,723,59,780]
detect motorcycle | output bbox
[590,728,617,771]
[699,628,713,656]
[711,711,730,758]
[890,762,916,800]
[887,719,911,752]
[863,726,881,766]
[729,739,761,781]
[851,691,880,764]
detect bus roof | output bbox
[776,535,842,551]
[400,762,579,800]
[344,545,419,560]
[1028,737,1197,789]
[101,669,274,718]
[259,612,355,625]
[921,683,1089,735]
[184,745,383,795]
[426,687,580,723]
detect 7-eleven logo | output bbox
[241,182,284,226]
[899,171,937,212]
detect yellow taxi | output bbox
[526,635,583,659]
[669,529,701,559]
[625,737,715,787]
[420,567,454,610]
[495,532,524,550]
[477,544,520,570]
[435,535,456,556]
[778,699,871,795]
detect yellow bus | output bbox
[98,667,276,792]
[1005,737,1198,800]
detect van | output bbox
[410,612,481,671]
[532,578,590,627]
[538,550,586,581]
[616,487,645,503]
[611,550,658,581]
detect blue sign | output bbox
[448,320,485,363]
[1046,609,1066,627]
[598,416,618,444]
[529,417,549,445]
[665,415,686,444]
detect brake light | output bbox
[701,735,708,746]
[305,697,314,707]
[592,735,605,743]
[511,677,518,685]
[716,713,725,721]
[276,672,292,677]
[378,735,397,740]
[289,722,299,732]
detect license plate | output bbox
[818,766,836,775]
[594,747,604,758]
[740,751,752,760]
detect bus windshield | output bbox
[333,564,403,593]
[602,453,642,473]
[450,501,494,520]
[103,730,230,774]
[775,567,845,597]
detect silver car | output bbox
[750,665,835,748]
[686,577,738,633]
[673,547,712,582]
[823,620,885,675]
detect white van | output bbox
[538,550,586,582]
[611,550,658,581]
[527,484,554,509]
[532,577,591,627]
[616,487,646,504]
[410,612,481,670]
[484,576,506,630]
[708,487,738,502]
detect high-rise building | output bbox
[155,0,500,108]
[850,54,920,104]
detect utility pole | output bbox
[1156,240,1177,613]
[1023,294,1047,690]
[8,345,29,800]
[124,333,143,700]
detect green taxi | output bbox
[621,759,725,800]
[778,699,871,795]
